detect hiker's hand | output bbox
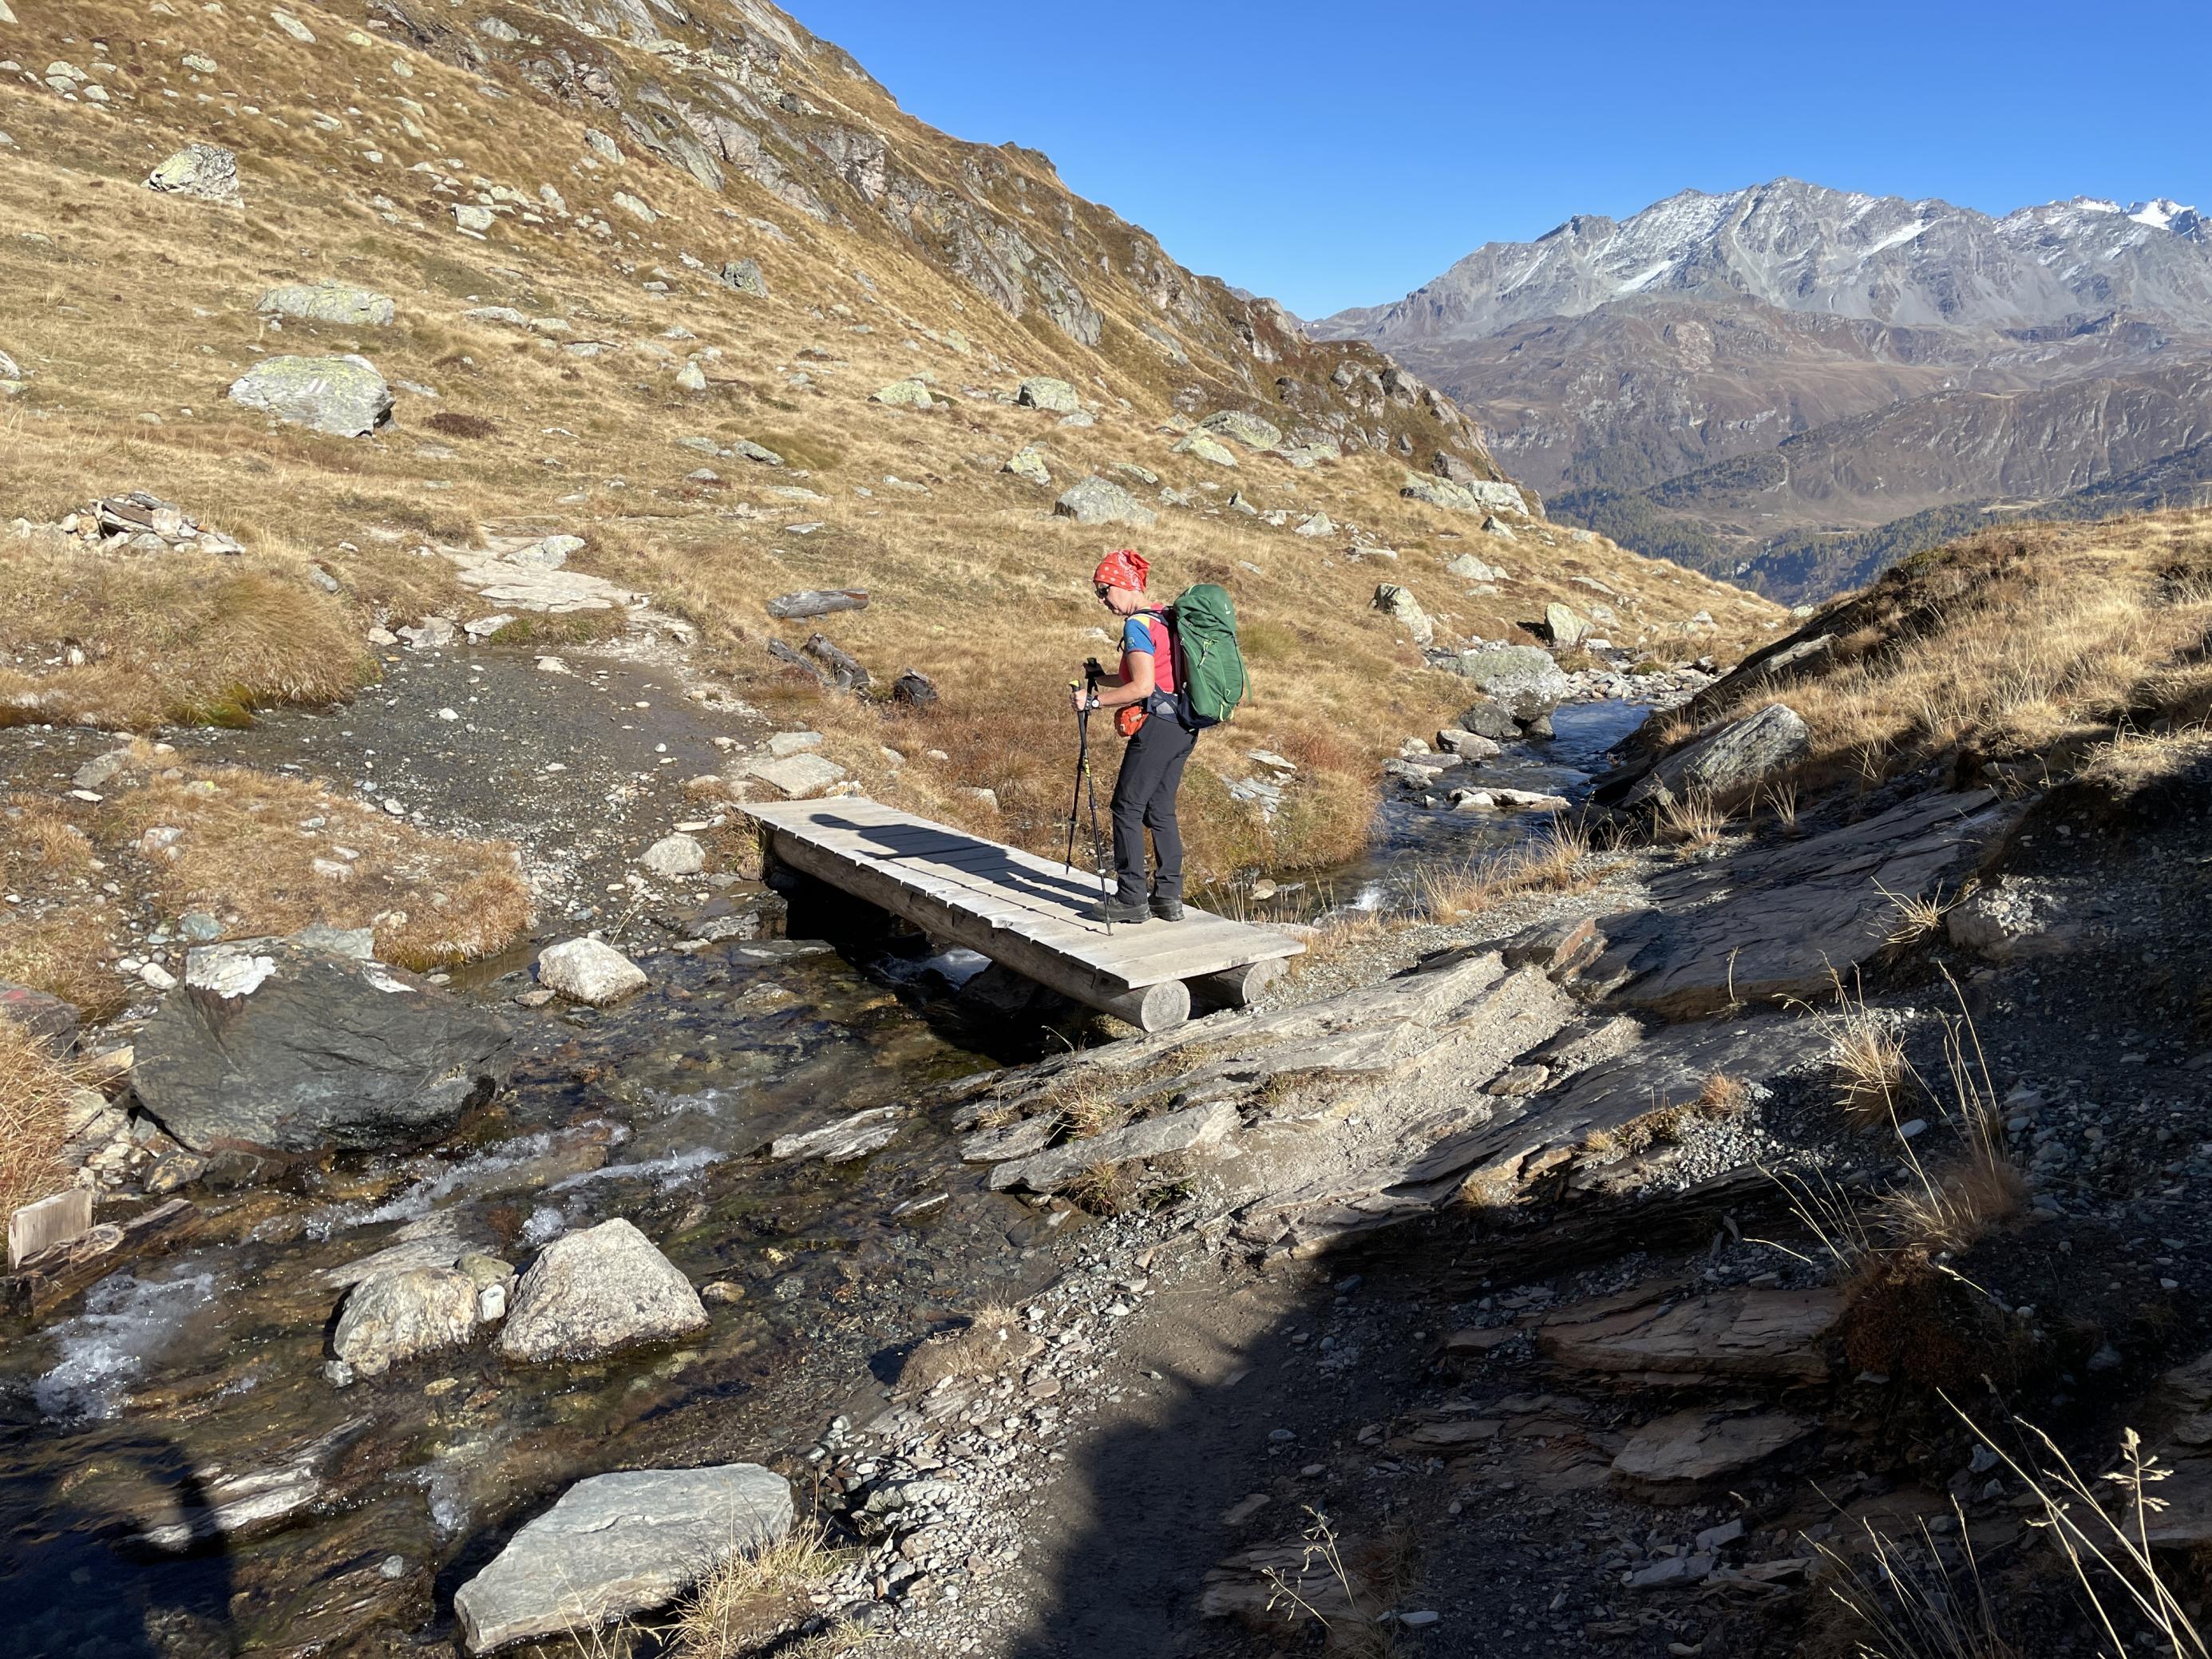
[1069,686,1090,713]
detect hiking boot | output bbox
[1150,894,1185,922]
[1077,896,1151,925]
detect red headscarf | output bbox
[1091,548,1149,592]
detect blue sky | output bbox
[792,0,2208,319]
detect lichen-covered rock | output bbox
[1401,471,1528,517]
[1437,645,1571,722]
[255,283,395,327]
[331,1265,481,1376]
[1053,476,1157,529]
[1171,431,1239,468]
[1015,376,1080,414]
[145,143,240,204]
[1627,703,1811,806]
[1371,583,1434,647]
[873,378,935,410]
[1198,410,1283,449]
[227,354,392,437]
[717,259,767,297]
[497,1218,708,1364]
[1002,446,1051,486]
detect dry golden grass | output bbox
[103,756,532,970]
[667,1518,854,1659]
[0,793,123,1016]
[1830,1017,1913,1127]
[0,1020,78,1218]
[1652,787,1728,849]
[1707,513,2212,789]
[1408,817,1600,919]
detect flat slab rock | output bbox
[454,1464,793,1653]
[1597,790,2011,1018]
[1539,1285,1843,1384]
[441,545,638,613]
[1611,1409,1813,1502]
[987,1099,1241,1193]
[770,1106,902,1162]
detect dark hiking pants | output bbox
[1111,714,1196,907]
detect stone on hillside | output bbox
[1626,703,1810,807]
[1545,602,1587,648]
[508,534,584,570]
[730,438,784,466]
[331,1265,481,1376]
[717,258,767,297]
[453,1465,793,1655]
[1002,446,1052,486]
[1433,450,1486,486]
[1171,431,1239,468]
[873,378,935,410]
[227,354,392,438]
[1445,552,1507,581]
[453,204,495,234]
[536,938,647,1006]
[0,347,23,381]
[145,142,240,204]
[2,980,81,1055]
[1611,1411,1812,1503]
[497,1218,708,1364]
[1292,512,1334,538]
[134,936,514,1155]
[1482,514,1518,541]
[639,833,706,877]
[1054,476,1157,529]
[1440,645,1570,721]
[1400,471,1528,517]
[743,752,847,798]
[675,361,708,392]
[1371,584,1434,647]
[892,668,939,707]
[1226,492,1257,515]
[766,588,866,620]
[1059,410,1095,429]
[1198,410,1284,449]
[256,283,395,327]
[1016,376,1081,413]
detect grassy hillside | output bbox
[0,0,1780,937]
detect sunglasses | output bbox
[1094,585,1112,600]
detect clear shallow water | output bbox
[0,703,1651,1655]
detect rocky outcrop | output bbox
[227,355,393,437]
[1371,583,1434,647]
[134,937,514,1155]
[1626,703,1810,806]
[497,1219,708,1364]
[1015,376,1080,414]
[453,1465,793,1653]
[1400,471,1528,517]
[145,142,239,204]
[1197,410,1284,450]
[1053,476,1157,528]
[255,283,396,326]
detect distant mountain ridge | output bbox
[1312,178,2212,596]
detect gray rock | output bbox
[1945,877,2080,960]
[1,980,79,1055]
[873,378,935,410]
[1482,514,1518,541]
[1437,645,1570,721]
[144,143,239,204]
[1371,584,1434,647]
[731,438,785,467]
[1171,431,1239,468]
[1198,410,1283,449]
[134,939,513,1155]
[766,588,866,620]
[770,1106,902,1162]
[1544,602,1586,648]
[1444,552,1507,581]
[507,534,584,570]
[1456,699,1521,742]
[1002,446,1052,486]
[891,668,938,707]
[1627,703,1810,806]
[256,283,395,327]
[1438,729,1502,761]
[1053,476,1157,529]
[227,354,393,438]
[332,1265,481,1376]
[1292,512,1335,538]
[1611,1411,1812,1502]
[717,259,767,297]
[497,1218,708,1364]
[987,1100,1241,1194]
[453,204,495,234]
[742,753,848,798]
[675,361,707,392]
[1400,471,1528,517]
[455,1465,792,1653]
[536,938,647,1006]
[1016,376,1080,414]
[639,834,706,878]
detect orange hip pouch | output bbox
[1115,704,1147,738]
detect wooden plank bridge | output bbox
[744,798,1303,1031]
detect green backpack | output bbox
[1165,584,1247,729]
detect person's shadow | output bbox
[0,1425,237,1657]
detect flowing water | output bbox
[0,697,1651,1657]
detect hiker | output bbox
[1071,547,1193,924]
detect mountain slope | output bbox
[0,0,1780,895]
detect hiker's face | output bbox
[1097,584,1142,616]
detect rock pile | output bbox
[56,492,242,555]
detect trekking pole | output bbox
[1067,679,1114,936]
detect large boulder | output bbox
[134,938,514,1155]
[1371,583,1434,647]
[873,378,935,410]
[1436,644,1570,722]
[453,1465,793,1653]
[228,354,393,437]
[331,1265,481,1376]
[536,937,647,1006]
[1198,410,1283,450]
[1545,602,1588,648]
[1053,476,1157,529]
[1001,446,1051,486]
[1170,431,1238,468]
[1627,703,1811,806]
[255,283,396,327]
[497,1218,708,1363]
[1015,376,1080,414]
[145,142,240,204]
[1400,471,1528,517]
